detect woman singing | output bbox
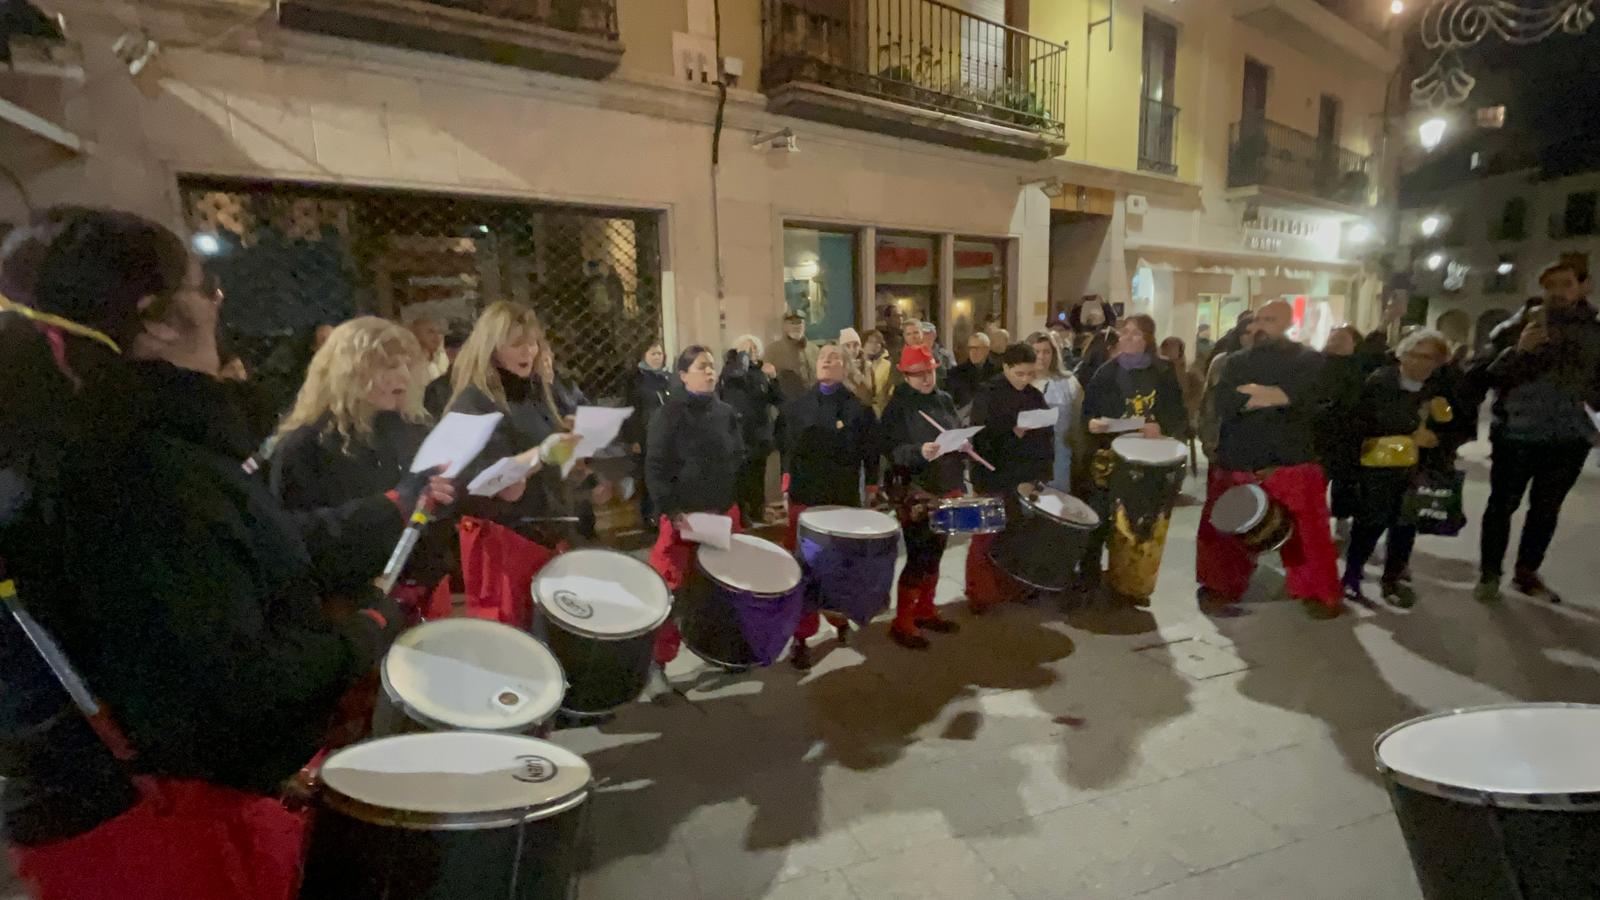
[645,346,746,667]
[967,343,1053,612]
[1029,332,1082,492]
[445,301,581,627]
[880,345,966,648]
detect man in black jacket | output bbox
[947,331,1000,410]
[777,343,880,669]
[1472,261,1600,604]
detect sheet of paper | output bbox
[681,512,732,550]
[1104,417,1147,434]
[1017,408,1056,431]
[563,405,634,477]
[467,455,535,497]
[933,425,984,459]
[410,412,502,478]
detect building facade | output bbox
[2,0,1398,389]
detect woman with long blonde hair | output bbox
[270,316,456,619]
[446,301,581,626]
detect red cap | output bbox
[898,345,938,374]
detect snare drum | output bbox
[1375,703,1600,900]
[796,507,899,625]
[929,495,1007,535]
[989,486,1099,592]
[676,534,805,670]
[1210,483,1294,553]
[373,619,565,736]
[532,549,672,716]
[300,732,592,900]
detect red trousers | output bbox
[457,516,558,629]
[648,506,742,664]
[1196,463,1341,606]
[892,571,939,635]
[11,780,306,900]
[966,530,1024,610]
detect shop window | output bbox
[1495,198,1526,241]
[951,238,1007,351]
[874,232,939,340]
[1564,191,1597,237]
[783,225,859,342]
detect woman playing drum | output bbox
[880,345,967,648]
[967,343,1054,612]
[1082,314,1190,599]
[645,345,746,667]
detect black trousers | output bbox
[899,514,947,588]
[1343,467,1415,586]
[736,444,771,525]
[1328,464,1360,520]
[1479,440,1590,580]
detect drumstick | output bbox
[918,411,996,472]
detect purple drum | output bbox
[676,535,805,669]
[796,506,899,626]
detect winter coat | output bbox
[645,390,746,516]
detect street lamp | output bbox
[1497,261,1515,275]
[1426,253,1445,271]
[1420,215,1442,237]
[1390,0,1404,14]
[1418,117,1448,151]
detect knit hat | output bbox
[897,345,938,374]
[839,327,861,344]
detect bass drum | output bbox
[676,535,805,670]
[1210,484,1294,553]
[532,549,672,717]
[988,486,1099,592]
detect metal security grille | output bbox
[178,177,662,406]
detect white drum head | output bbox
[1028,487,1099,526]
[697,534,802,595]
[1377,704,1600,798]
[1212,484,1267,534]
[321,732,590,817]
[533,549,672,639]
[798,506,900,539]
[384,619,564,731]
[1112,434,1187,466]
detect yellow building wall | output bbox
[616,0,686,79]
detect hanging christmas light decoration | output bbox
[1411,0,1596,108]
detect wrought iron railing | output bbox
[422,0,618,39]
[762,0,1068,140]
[1227,117,1372,205]
[1138,97,1179,175]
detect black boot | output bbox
[916,616,960,634]
[789,641,813,671]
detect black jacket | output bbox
[970,375,1054,494]
[13,361,393,801]
[1478,300,1600,444]
[1353,366,1471,472]
[880,383,965,497]
[718,360,782,450]
[423,372,452,419]
[1311,353,1369,473]
[625,365,672,448]
[1082,356,1191,439]
[1215,339,1327,471]
[947,358,1000,410]
[777,385,879,507]
[646,390,745,517]
[448,375,567,527]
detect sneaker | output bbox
[1342,581,1375,608]
[1513,570,1563,604]
[1474,579,1503,605]
[916,616,960,634]
[1380,580,1417,609]
[789,642,813,671]
[889,628,931,650]
[1301,598,1343,620]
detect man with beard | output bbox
[766,310,819,402]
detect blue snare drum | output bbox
[929,495,1007,535]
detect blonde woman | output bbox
[446,301,580,626]
[270,316,458,619]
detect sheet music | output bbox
[1017,408,1056,431]
[681,512,733,550]
[933,425,984,459]
[467,455,535,497]
[563,405,634,477]
[410,412,502,478]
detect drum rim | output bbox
[1018,486,1100,528]
[796,505,901,540]
[932,496,1003,509]
[1110,434,1188,465]
[1373,702,1600,811]
[320,776,594,829]
[381,620,568,732]
[1215,484,1268,534]
[532,548,674,641]
[694,535,803,598]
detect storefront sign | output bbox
[1241,209,1338,260]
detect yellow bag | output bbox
[1360,435,1418,468]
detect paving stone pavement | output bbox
[5,442,1597,899]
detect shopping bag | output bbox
[1402,468,1466,536]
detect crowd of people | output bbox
[1,205,1597,900]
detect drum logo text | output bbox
[552,589,595,620]
[513,755,559,783]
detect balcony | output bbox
[761,0,1068,160]
[1137,98,1179,176]
[1231,0,1398,74]
[1227,117,1372,215]
[279,0,623,79]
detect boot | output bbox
[916,616,960,634]
[889,627,930,650]
[789,641,813,671]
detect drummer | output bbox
[880,345,966,648]
[776,341,881,670]
[967,343,1055,612]
[271,316,455,621]
[445,301,585,627]
[644,345,747,668]
[1081,314,1190,595]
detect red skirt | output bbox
[457,516,560,629]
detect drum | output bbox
[929,495,1006,535]
[676,534,805,670]
[300,732,592,900]
[1210,483,1294,553]
[1106,435,1189,600]
[373,619,565,736]
[796,506,900,626]
[1375,703,1600,900]
[531,549,672,717]
[988,486,1099,592]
